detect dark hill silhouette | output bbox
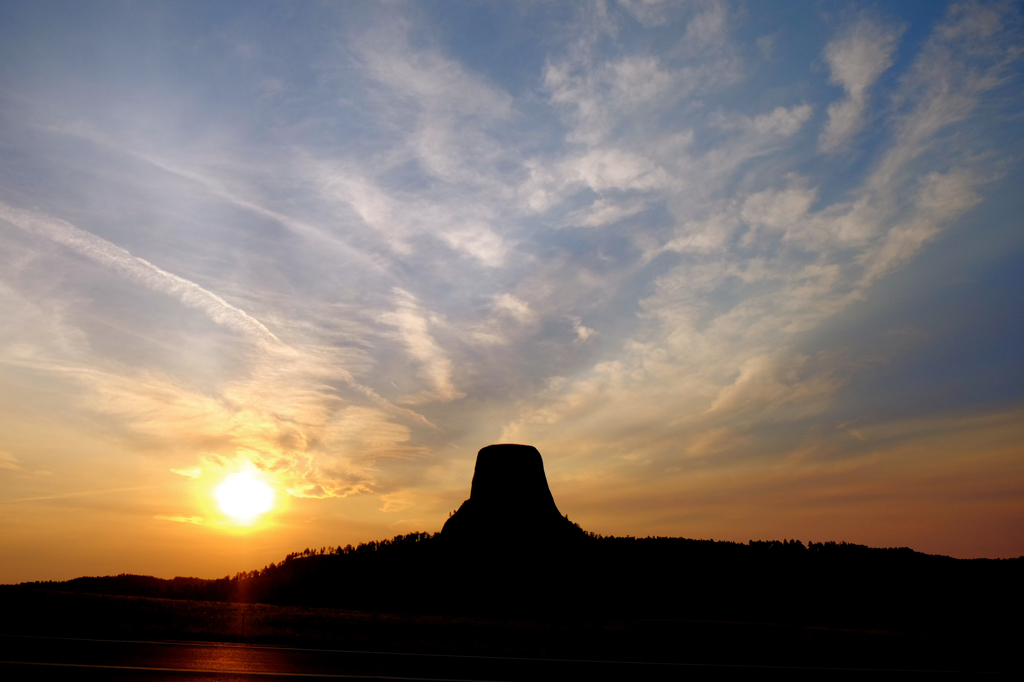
[441,444,584,545]
[21,534,1021,631]
[15,443,1023,638]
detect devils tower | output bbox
[441,444,584,545]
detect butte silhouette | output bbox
[441,443,584,546]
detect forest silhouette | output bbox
[18,444,1023,633]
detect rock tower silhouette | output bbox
[441,444,582,545]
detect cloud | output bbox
[683,427,751,459]
[0,450,23,472]
[493,294,534,323]
[378,289,465,404]
[358,21,513,126]
[301,18,520,269]
[704,352,845,423]
[379,490,415,513]
[753,104,814,137]
[618,0,683,28]
[4,486,159,504]
[741,182,817,231]
[170,468,202,479]
[569,148,672,193]
[438,226,507,268]
[154,515,205,524]
[819,19,903,153]
[683,2,729,51]
[569,316,596,344]
[563,198,648,228]
[860,169,982,287]
[545,52,694,145]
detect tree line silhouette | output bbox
[20,531,1021,632]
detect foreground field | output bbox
[0,586,1015,674]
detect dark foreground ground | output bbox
[0,586,1015,679]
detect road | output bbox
[0,634,990,680]
[0,634,722,681]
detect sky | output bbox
[1,0,1022,583]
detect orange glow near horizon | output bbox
[216,472,274,523]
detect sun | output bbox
[216,472,274,522]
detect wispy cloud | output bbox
[0,450,23,472]
[502,2,1021,471]
[819,18,903,153]
[378,289,465,404]
[155,515,204,524]
[568,316,596,344]
[3,486,161,504]
[0,203,435,499]
[379,490,415,513]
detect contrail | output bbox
[0,202,283,349]
[2,485,162,504]
[347,380,439,430]
[0,201,437,430]
[37,121,393,279]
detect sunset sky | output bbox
[1,1,1022,583]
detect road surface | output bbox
[0,634,988,680]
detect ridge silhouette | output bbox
[441,444,583,545]
[14,442,1022,641]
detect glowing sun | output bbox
[216,472,274,521]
